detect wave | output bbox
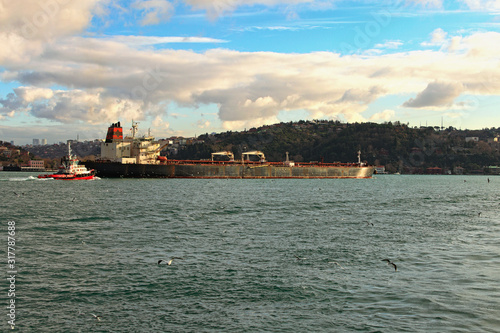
[1,175,40,181]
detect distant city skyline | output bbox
[1,0,500,145]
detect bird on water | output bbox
[382,259,397,271]
[328,261,344,269]
[158,257,184,265]
[91,313,102,321]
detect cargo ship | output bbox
[83,122,374,179]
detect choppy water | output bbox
[2,172,500,332]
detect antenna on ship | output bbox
[358,150,361,165]
[131,120,139,138]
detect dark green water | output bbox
[2,172,500,332]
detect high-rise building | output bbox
[41,139,47,145]
[33,139,40,146]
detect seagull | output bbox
[478,212,482,217]
[91,313,102,321]
[158,257,184,265]
[366,222,374,226]
[328,261,344,269]
[382,259,397,271]
[294,255,307,261]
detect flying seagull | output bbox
[382,258,397,271]
[328,261,344,269]
[158,257,184,265]
[294,255,307,261]
[91,313,102,321]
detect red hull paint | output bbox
[38,174,95,180]
[171,176,374,179]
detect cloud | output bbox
[460,0,500,10]
[1,87,151,124]
[402,81,464,108]
[14,86,54,102]
[195,120,211,128]
[404,0,500,11]
[100,35,228,47]
[183,0,321,19]
[337,86,386,104]
[374,40,403,49]
[405,0,443,8]
[431,28,447,44]
[370,109,395,121]
[132,0,175,25]
[152,115,171,129]
[0,0,103,65]
[0,0,102,39]
[2,27,500,133]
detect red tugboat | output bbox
[38,143,96,180]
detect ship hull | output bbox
[38,174,95,180]
[83,161,374,179]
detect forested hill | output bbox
[175,121,500,174]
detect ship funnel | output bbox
[106,122,123,143]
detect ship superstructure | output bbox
[100,121,167,164]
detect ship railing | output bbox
[164,159,366,167]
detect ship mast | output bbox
[131,120,139,138]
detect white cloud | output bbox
[370,109,395,121]
[2,27,500,133]
[431,28,447,44]
[406,0,443,8]
[0,0,102,40]
[461,0,500,10]
[183,0,321,19]
[0,0,103,65]
[101,35,227,47]
[152,115,171,129]
[132,0,175,25]
[195,120,211,128]
[374,40,403,49]
[14,86,54,102]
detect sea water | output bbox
[2,172,500,332]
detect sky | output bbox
[1,0,500,145]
